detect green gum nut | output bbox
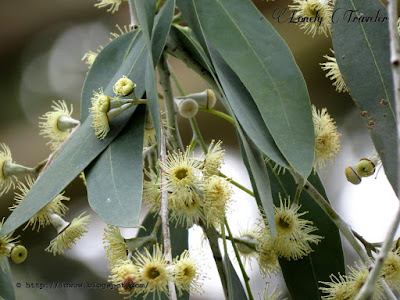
[345,166,361,185]
[10,245,28,264]
[355,158,375,177]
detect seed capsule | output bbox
[345,166,361,184]
[355,158,375,177]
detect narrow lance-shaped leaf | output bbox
[86,105,146,227]
[181,0,315,179]
[0,259,15,300]
[209,45,289,169]
[151,0,176,65]
[332,0,398,194]
[0,31,147,237]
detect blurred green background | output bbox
[1,0,396,299]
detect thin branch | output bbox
[198,107,236,126]
[158,127,177,300]
[225,219,254,300]
[127,0,138,28]
[218,172,255,197]
[157,54,184,151]
[199,220,230,299]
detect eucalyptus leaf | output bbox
[151,0,176,65]
[237,129,276,237]
[332,0,398,193]
[176,0,212,61]
[0,259,15,300]
[134,0,157,41]
[209,45,289,169]
[86,105,146,227]
[266,165,345,299]
[223,256,247,300]
[181,0,315,179]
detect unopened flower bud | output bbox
[10,245,28,264]
[345,166,361,185]
[175,89,217,109]
[177,98,198,119]
[113,76,136,96]
[355,158,375,177]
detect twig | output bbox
[198,107,236,126]
[158,127,177,300]
[127,0,138,28]
[199,220,230,300]
[352,230,377,257]
[225,219,254,300]
[157,54,184,151]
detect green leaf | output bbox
[151,0,176,65]
[134,0,157,41]
[209,46,289,169]
[168,26,213,74]
[176,0,212,61]
[81,29,146,121]
[182,0,315,179]
[223,256,247,300]
[332,0,398,193]
[237,130,276,237]
[266,165,345,299]
[0,259,15,300]
[135,0,162,152]
[86,105,146,227]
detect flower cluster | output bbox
[143,141,231,228]
[109,244,204,298]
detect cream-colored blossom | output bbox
[94,0,122,13]
[103,225,128,268]
[312,105,341,172]
[272,195,322,260]
[39,100,75,150]
[173,250,204,296]
[320,50,349,93]
[289,0,333,37]
[89,88,111,140]
[203,175,232,226]
[202,140,225,178]
[10,177,69,231]
[109,259,139,297]
[131,244,172,298]
[46,213,91,255]
[0,144,17,196]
